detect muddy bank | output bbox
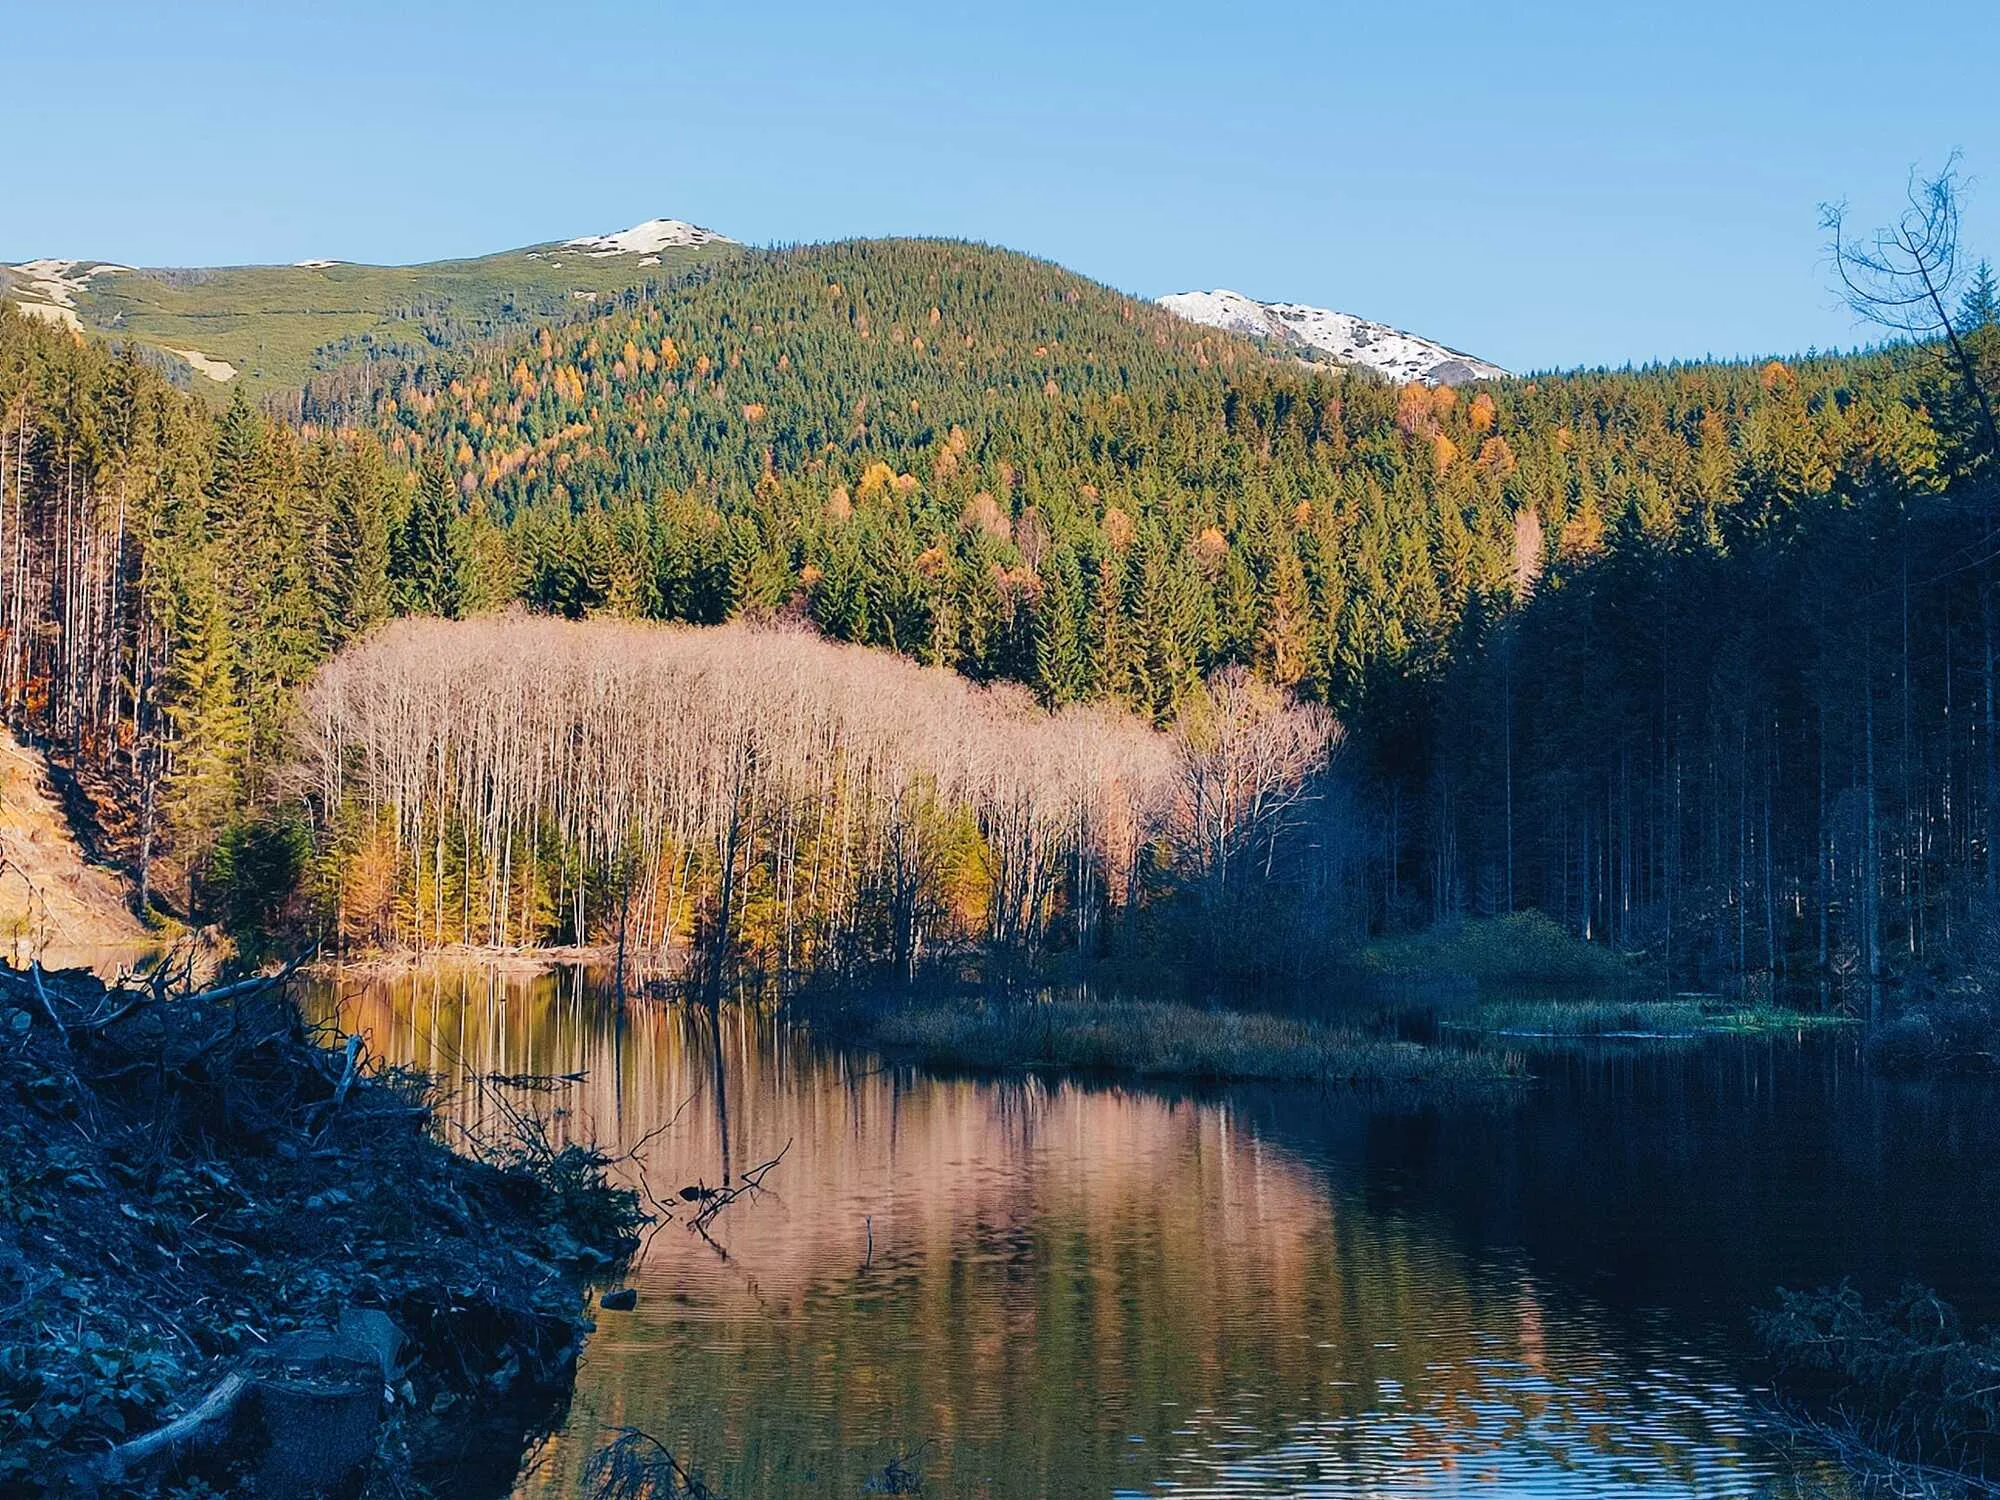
[0,958,641,1498]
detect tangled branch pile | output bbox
[1758,1282,2000,1495]
[0,957,641,1497]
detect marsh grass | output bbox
[1453,996,1853,1039]
[869,997,1517,1091]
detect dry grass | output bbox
[870,997,1517,1090]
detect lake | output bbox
[306,966,2000,1499]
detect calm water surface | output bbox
[307,968,2000,1499]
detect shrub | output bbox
[1363,912,1632,985]
[1866,1001,2000,1077]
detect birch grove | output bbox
[301,615,1210,987]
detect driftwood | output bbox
[686,1140,791,1249]
[90,1310,404,1495]
[310,1033,366,1138]
[94,1370,251,1483]
[9,960,634,1497]
[487,1068,589,1090]
[6,948,323,1038]
[24,961,64,1031]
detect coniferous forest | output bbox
[12,4,2000,1490]
[4,232,1999,998]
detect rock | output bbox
[599,1287,638,1310]
[336,1307,405,1381]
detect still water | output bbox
[308,967,2000,1499]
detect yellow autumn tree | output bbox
[856,461,897,501]
[1433,432,1460,476]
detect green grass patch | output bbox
[43,240,737,400]
[1362,912,1634,985]
[868,997,1517,1091]
[1452,996,1852,1039]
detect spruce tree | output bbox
[392,455,467,617]
[1961,260,1998,332]
[1033,546,1087,705]
[159,548,248,886]
[327,439,394,635]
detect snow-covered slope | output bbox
[561,218,733,256]
[2,259,130,331]
[1158,288,1506,385]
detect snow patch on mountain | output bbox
[1159,288,1506,385]
[562,218,733,256]
[170,347,237,382]
[4,259,129,332]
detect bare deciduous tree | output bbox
[301,618,1345,990]
[1823,156,2000,462]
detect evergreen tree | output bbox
[158,547,248,883]
[1033,546,1087,705]
[1962,260,1998,332]
[325,438,394,635]
[392,455,468,617]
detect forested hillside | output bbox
[0,309,395,914]
[2,225,734,401]
[363,238,1522,717]
[4,234,1998,995]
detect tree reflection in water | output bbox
[312,966,1857,1500]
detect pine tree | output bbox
[392,456,468,617]
[1962,260,1999,332]
[1032,546,1087,705]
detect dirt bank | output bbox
[0,729,150,964]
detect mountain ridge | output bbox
[1158,287,1507,385]
[2,218,1503,400]
[0,217,737,398]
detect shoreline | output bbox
[311,942,641,976]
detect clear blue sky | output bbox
[5,0,1997,372]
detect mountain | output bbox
[3,216,1503,400]
[1157,288,1506,385]
[0,218,737,399]
[559,218,733,255]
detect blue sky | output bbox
[5,0,1997,372]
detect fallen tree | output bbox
[1758,1282,2000,1498]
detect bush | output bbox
[1866,1001,2000,1077]
[1363,912,1632,985]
